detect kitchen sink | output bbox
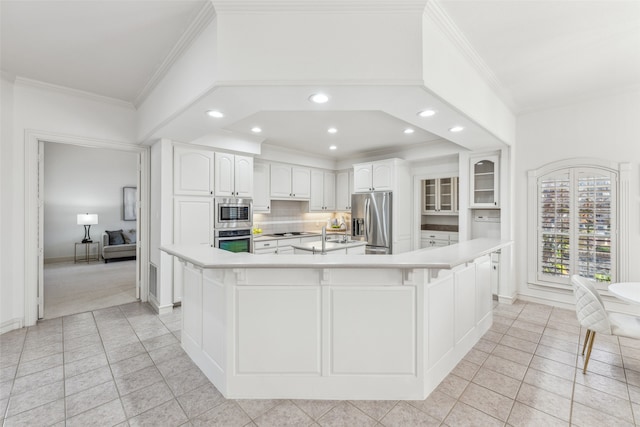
[326,238,351,244]
[269,232,318,237]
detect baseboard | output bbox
[516,293,576,311]
[44,256,75,264]
[497,294,517,305]
[148,294,174,315]
[1,317,24,334]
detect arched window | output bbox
[528,159,629,288]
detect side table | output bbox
[75,242,100,263]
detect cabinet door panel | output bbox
[253,162,270,212]
[309,170,324,211]
[174,197,213,245]
[174,148,214,196]
[336,171,351,211]
[234,155,253,197]
[469,154,500,208]
[372,162,393,190]
[353,164,372,192]
[291,167,310,198]
[323,172,336,210]
[214,152,234,197]
[270,164,292,198]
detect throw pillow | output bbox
[106,230,125,245]
[122,229,137,244]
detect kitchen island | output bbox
[161,238,509,400]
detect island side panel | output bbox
[422,256,493,396]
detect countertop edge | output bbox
[161,238,511,270]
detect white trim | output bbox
[527,158,628,292]
[133,1,216,107]
[212,0,429,13]
[14,77,135,110]
[618,163,630,282]
[24,130,150,326]
[424,1,516,112]
[0,318,24,335]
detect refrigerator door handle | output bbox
[365,197,371,242]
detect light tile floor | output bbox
[1,300,639,426]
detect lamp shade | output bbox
[77,214,98,225]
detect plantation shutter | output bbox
[538,172,571,283]
[537,167,616,285]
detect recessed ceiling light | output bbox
[449,126,464,132]
[309,93,329,104]
[206,110,224,118]
[403,128,415,134]
[327,127,338,134]
[251,127,262,133]
[329,145,337,150]
[418,109,436,117]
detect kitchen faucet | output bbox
[321,226,327,255]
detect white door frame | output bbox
[25,130,150,324]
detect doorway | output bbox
[41,142,139,318]
[24,131,150,324]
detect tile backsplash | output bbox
[253,200,349,234]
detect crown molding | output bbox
[133,1,216,107]
[211,0,429,13]
[14,77,135,110]
[425,0,517,112]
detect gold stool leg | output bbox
[583,331,596,374]
[582,329,591,356]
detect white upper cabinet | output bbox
[310,170,336,212]
[469,153,500,208]
[335,170,354,211]
[423,177,458,214]
[214,152,253,198]
[174,146,214,196]
[270,163,311,199]
[353,160,395,192]
[253,161,271,213]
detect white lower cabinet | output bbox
[420,231,458,249]
[174,197,213,303]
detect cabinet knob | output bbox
[210,191,213,195]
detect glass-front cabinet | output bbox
[422,177,458,214]
[469,154,500,208]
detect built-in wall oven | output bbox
[214,229,253,253]
[214,197,253,253]
[214,197,253,229]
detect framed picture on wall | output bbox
[123,186,137,221]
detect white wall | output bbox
[43,143,137,261]
[0,78,138,332]
[514,89,640,306]
[1,74,21,331]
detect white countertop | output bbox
[161,238,510,269]
[290,240,367,252]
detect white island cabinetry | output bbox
[163,238,507,401]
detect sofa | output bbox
[102,229,137,262]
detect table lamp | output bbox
[77,213,98,243]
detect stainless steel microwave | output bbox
[214,197,253,229]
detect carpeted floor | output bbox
[43,260,137,319]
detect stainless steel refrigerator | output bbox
[351,191,392,254]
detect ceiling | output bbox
[2,0,639,157]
